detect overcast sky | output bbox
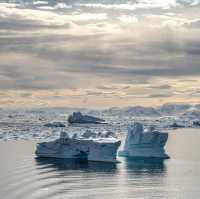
[0,0,200,108]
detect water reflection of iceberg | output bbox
[35,157,117,173]
[35,156,167,176]
[123,157,166,175]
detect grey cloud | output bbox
[19,92,33,97]
[184,19,200,29]
[148,93,173,98]
[184,40,200,55]
[0,64,83,90]
[149,85,172,89]
[178,79,198,82]
[177,0,200,6]
[0,48,200,91]
[0,0,200,92]
[86,91,104,96]
[96,85,119,90]
[0,18,64,30]
[158,85,171,89]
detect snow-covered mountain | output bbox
[157,103,191,116]
[194,104,200,109]
[123,106,160,117]
[102,106,161,117]
[181,110,200,120]
[103,104,194,117]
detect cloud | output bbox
[184,19,200,28]
[0,0,200,107]
[177,0,200,6]
[148,93,173,98]
[1,31,200,92]
[118,15,138,23]
[149,84,172,89]
[76,0,176,10]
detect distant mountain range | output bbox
[1,103,200,119]
[101,103,200,118]
[102,106,160,117]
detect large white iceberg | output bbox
[36,131,121,162]
[119,123,169,158]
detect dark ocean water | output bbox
[0,128,200,199]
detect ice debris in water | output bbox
[1,103,200,141]
[44,122,66,128]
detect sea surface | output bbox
[0,128,200,199]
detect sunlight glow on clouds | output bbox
[77,0,176,10]
[0,0,200,107]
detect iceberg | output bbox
[119,123,169,159]
[68,112,105,124]
[36,131,121,162]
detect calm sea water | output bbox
[0,128,200,199]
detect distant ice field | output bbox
[0,104,200,141]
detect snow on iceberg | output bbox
[119,122,169,159]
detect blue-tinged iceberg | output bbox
[119,123,169,159]
[36,132,121,162]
